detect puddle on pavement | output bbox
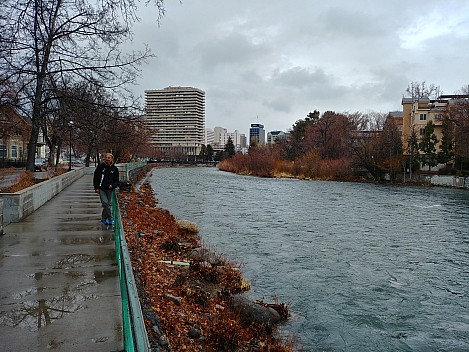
[30,269,117,282]
[56,224,104,231]
[2,269,118,331]
[59,235,115,245]
[0,295,95,331]
[31,271,86,280]
[53,252,116,269]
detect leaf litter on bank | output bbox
[118,180,299,352]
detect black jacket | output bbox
[93,163,120,190]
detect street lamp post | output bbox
[68,121,74,172]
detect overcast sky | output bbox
[130,0,469,136]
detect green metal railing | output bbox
[116,162,148,182]
[112,191,150,352]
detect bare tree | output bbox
[51,79,151,165]
[345,111,368,131]
[405,81,441,100]
[309,111,353,159]
[379,115,403,180]
[455,85,469,95]
[0,0,165,171]
[443,97,469,170]
[350,130,381,180]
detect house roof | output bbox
[0,105,31,129]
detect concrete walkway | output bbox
[0,174,123,352]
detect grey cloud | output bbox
[269,66,332,89]
[193,32,272,72]
[130,0,469,133]
[320,7,388,38]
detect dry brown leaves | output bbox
[0,171,41,192]
[0,167,69,193]
[118,182,297,352]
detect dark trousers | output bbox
[99,189,113,220]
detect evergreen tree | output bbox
[199,144,207,161]
[407,127,420,178]
[206,145,214,161]
[214,150,224,161]
[224,137,236,158]
[419,121,439,171]
[438,119,454,166]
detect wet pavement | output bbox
[0,174,123,351]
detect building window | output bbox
[419,113,427,121]
[19,146,23,158]
[419,128,425,135]
[0,145,6,158]
[11,145,17,158]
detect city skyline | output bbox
[128,1,469,135]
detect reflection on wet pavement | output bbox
[0,174,123,351]
[1,266,118,331]
[1,296,84,331]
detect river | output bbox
[149,167,469,352]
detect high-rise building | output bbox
[221,130,247,152]
[213,126,227,148]
[249,123,265,145]
[204,128,215,146]
[145,86,205,158]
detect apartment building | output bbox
[204,128,215,146]
[402,97,444,154]
[267,130,289,145]
[401,95,468,154]
[144,86,205,158]
[387,111,403,134]
[212,126,227,148]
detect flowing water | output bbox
[149,167,469,351]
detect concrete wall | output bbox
[0,163,147,227]
[420,174,468,189]
[0,168,86,224]
[0,200,3,235]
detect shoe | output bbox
[108,219,114,225]
[101,219,108,225]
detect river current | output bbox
[149,167,469,352]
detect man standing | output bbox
[93,153,119,225]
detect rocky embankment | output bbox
[118,182,295,352]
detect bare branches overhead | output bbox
[0,0,165,170]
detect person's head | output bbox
[104,153,114,165]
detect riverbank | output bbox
[149,166,469,351]
[219,163,468,189]
[217,150,468,189]
[118,181,296,351]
